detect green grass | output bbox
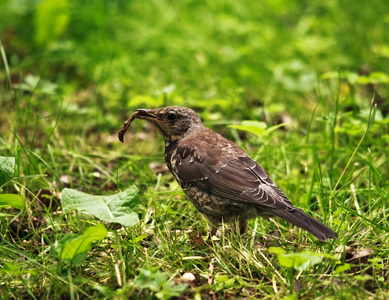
[1,0,389,299]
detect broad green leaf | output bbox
[14,74,58,94]
[0,194,24,210]
[135,268,169,291]
[268,246,287,255]
[321,70,389,85]
[35,0,69,46]
[0,213,13,217]
[135,268,188,299]
[354,274,373,282]
[335,263,351,274]
[215,275,230,283]
[61,186,140,226]
[0,156,15,186]
[0,263,38,275]
[281,295,298,300]
[321,70,359,84]
[265,123,286,135]
[320,253,340,261]
[60,223,107,265]
[277,251,323,271]
[229,121,284,138]
[156,280,188,300]
[358,72,389,84]
[131,235,148,243]
[228,121,267,136]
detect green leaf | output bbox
[14,74,58,94]
[157,280,187,300]
[61,186,140,226]
[268,246,287,255]
[0,212,14,217]
[229,121,284,138]
[277,251,323,271]
[135,268,188,299]
[135,268,168,291]
[321,70,389,85]
[35,0,70,46]
[131,235,148,243]
[335,263,351,274]
[321,70,360,84]
[0,156,15,186]
[228,121,267,136]
[0,194,24,210]
[215,275,230,283]
[354,274,373,282]
[280,295,298,300]
[59,223,107,265]
[358,72,389,84]
[0,263,38,275]
[265,123,286,135]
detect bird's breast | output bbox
[164,142,182,182]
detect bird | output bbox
[118,106,338,242]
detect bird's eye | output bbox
[167,112,177,120]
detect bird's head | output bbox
[118,106,203,143]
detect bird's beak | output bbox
[117,109,159,143]
[134,109,158,120]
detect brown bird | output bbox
[118,106,338,242]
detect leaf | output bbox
[0,194,24,210]
[35,0,70,46]
[358,72,389,84]
[135,268,169,291]
[131,235,148,244]
[135,268,188,299]
[321,70,360,84]
[228,121,267,136]
[215,275,230,283]
[264,123,286,135]
[14,74,58,94]
[59,223,107,265]
[335,263,351,274]
[277,251,323,271]
[268,246,287,255]
[0,156,15,186]
[229,121,284,138]
[0,263,38,275]
[354,274,373,282]
[157,280,187,300]
[61,186,140,226]
[0,213,14,217]
[321,70,389,85]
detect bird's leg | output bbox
[209,223,218,236]
[239,217,248,235]
[207,218,222,238]
[228,217,248,236]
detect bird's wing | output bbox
[173,138,294,209]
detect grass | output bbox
[1,0,389,299]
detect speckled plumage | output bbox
[118,106,338,242]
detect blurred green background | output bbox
[1,0,388,125]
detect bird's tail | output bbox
[270,208,338,242]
